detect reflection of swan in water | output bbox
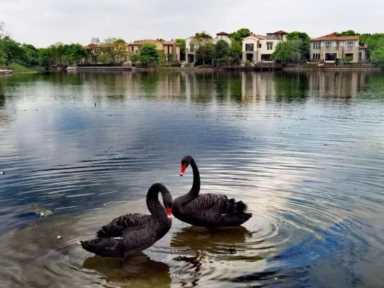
[171,226,252,253]
[83,253,171,288]
[170,226,255,287]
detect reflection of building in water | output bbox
[182,72,218,104]
[241,72,277,102]
[308,71,367,99]
[155,72,182,99]
[182,72,244,104]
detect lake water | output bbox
[0,71,383,287]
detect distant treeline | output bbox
[0,24,384,72]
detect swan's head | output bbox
[179,155,193,176]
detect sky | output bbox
[0,0,383,47]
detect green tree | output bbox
[370,46,384,67]
[229,28,251,65]
[135,44,160,67]
[230,28,251,43]
[20,44,39,66]
[194,32,212,41]
[229,40,242,65]
[176,38,186,62]
[214,40,231,66]
[196,43,214,65]
[287,32,310,61]
[272,41,302,63]
[0,36,25,65]
[0,49,5,65]
[338,30,358,36]
[63,44,87,65]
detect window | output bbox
[267,42,273,50]
[313,42,321,49]
[245,43,254,51]
[190,43,195,52]
[346,41,355,49]
[258,43,262,48]
[325,41,333,48]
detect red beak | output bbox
[179,164,187,176]
[166,208,173,218]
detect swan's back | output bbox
[82,214,171,258]
[175,193,252,227]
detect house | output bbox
[310,33,368,64]
[185,35,210,64]
[214,32,232,45]
[127,39,180,63]
[185,32,232,65]
[241,31,287,65]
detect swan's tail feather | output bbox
[224,198,248,215]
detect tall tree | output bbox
[196,43,214,65]
[176,39,186,62]
[229,28,251,65]
[287,32,311,61]
[0,37,25,65]
[214,40,231,66]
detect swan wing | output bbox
[184,193,226,213]
[185,193,252,226]
[97,214,152,238]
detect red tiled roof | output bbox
[216,32,229,36]
[312,33,359,41]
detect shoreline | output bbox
[67,64,383,73]
[2,65,382,76]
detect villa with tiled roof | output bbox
[310,33,368,63]
[127,39,180,63]
[241,31,287,64]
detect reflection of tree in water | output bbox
[0,92,4,107]
[0,79,8,126]
[139,72,160,96]
[83,254,171,288]
[274,72,309,102]
[214,72,242,103]
[356,72,384,100]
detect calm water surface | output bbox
[0,71,383,287]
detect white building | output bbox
[242,31,287,65]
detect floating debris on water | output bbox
[30,204,54,218]
[56,235,62,240]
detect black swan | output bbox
[173,156,252,227]
[81,183,173,258]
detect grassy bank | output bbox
[8,63,41,74]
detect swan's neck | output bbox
[146,184,169,224]
[181,158,200,205]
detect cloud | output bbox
[0,0,382,46]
